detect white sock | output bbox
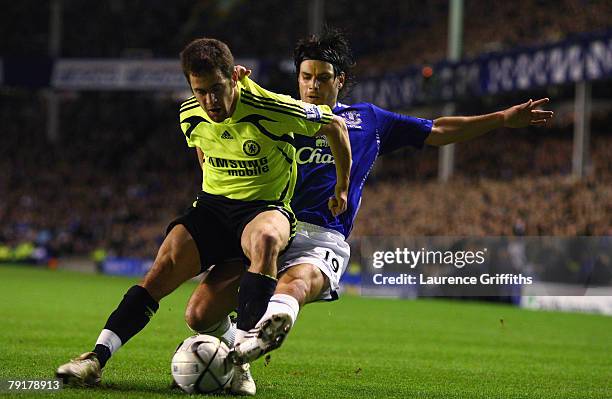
[195,316,236,348]
[95,329,122,354]
[258,294,300,327]
[222,320,237,348]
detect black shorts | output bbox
[166,191,296,272]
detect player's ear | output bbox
[337,72,345,90]
[231,68,238,87]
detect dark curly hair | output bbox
[294,27,356,96]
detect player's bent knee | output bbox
[251,228,285,257]
[185,303,216,332]
[184,295,225,332]
[261,227,284,248]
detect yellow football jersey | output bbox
[179,76,333,206]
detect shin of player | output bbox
[234,210,290,343]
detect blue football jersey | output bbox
[292,102,433,238]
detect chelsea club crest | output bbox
[243,140,261,156]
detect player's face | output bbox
[189,69,238,122]
[298,60,344,108]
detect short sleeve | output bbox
[291,101,333,137]
[372,104,432,155]
[240,77,333,138]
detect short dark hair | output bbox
[180,38,234,82]
[294,27,355,95]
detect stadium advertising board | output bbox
[350,32,612,108]
[101,257,153,277]
[50,59,260,90]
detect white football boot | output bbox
[229,313,292,365]
[230,363,256,396]
[55,352,102,386]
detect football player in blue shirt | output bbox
[186,28,553,395]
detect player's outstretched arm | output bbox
[316,115,351,217]
[425,98,554,146]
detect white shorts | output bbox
[278,221,351,301]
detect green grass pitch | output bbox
[0,265,610,398]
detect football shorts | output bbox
[278,221,350,301]
[167,191,296,273]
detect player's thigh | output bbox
[277,263,328,305]
[277,222,350,302]
[240,210,290,261]
[142,224,201,301]
[185,260,243,330]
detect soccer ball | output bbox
[171,334,234,394]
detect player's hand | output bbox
[328,185,348,217]
[503,98,554,128]
[234,65,252,80]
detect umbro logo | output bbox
[221,131,234,139]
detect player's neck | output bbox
[228,86,239,117]
[326,98,338,109]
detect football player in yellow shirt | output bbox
[56,38,351,389]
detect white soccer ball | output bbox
[171,334,234,394]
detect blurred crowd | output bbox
[0,91,198,261]
[349,0,612,74]
[374,124,612,181]
[3,1,610,69]
[0,91,610,263]
[353,174,611,238]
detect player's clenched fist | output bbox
[328,185,348,217]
